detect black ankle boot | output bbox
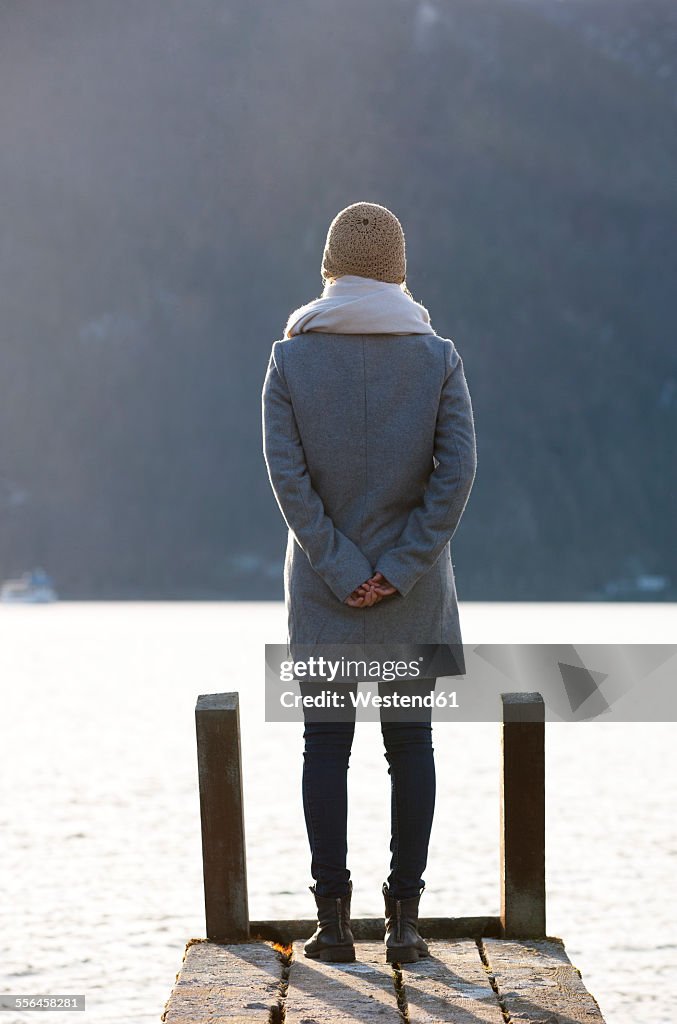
[304,880,356,962]
[382,881,429,963]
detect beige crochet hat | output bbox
[321,201,406,284]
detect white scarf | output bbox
[283,274,436,338]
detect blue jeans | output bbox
[301,678,437,900]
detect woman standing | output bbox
[262,202,477,963]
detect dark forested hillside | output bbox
[0,0,675,599]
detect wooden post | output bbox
[195,692,249,942]
[500,691,546,938]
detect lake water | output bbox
[1,602,675,1023]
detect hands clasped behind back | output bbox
[344,571,398,608]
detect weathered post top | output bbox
[501,691,545,722]
[196,692,240,712]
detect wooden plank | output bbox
[162,940,282,1023]
[250,915,502,942]
[163,937,608,1024]
[195,693,249,941]
[401,940,504,1023]
[482,937,607,1022]
[500,691,546,937]
[285,941,400,1023]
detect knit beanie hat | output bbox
[321,201,406,285]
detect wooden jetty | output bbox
[162,691,607,1022]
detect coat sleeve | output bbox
[374,342,477,598]
[262,342,375,604]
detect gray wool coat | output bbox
[261,331,477,653]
